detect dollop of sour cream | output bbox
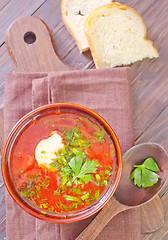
[35,132,64,169]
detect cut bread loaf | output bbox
[61,0,113,52]
[84,3,159,68]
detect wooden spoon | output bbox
[76,143,168,240]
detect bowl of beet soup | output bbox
[2,103,122,223]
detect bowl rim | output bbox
[1,103,122,223]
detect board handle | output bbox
[5,16,70,72]
[75,196,128,240]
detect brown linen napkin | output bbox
[4,68,141,240]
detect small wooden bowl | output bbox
[115,142,168,206]
[1,103,122,223]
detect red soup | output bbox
[10,108,117,214]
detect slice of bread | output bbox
[61,0,113,52]
[84,3,159,68]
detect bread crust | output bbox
[84,3,159,68]
[61,0,86,52]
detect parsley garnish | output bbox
[39,202,48,209]
[41,151,46,154]
[54,189,61,195]
[95,190,100,199]
[70,159,97,183]
[72,188,82,195]
[105,170,111,175]
[81,192,90,200]
[63,195,81,202]
[130,157,160,188]
[95,174,101,181]
[68,151,85,175]
[103,180,108,186]
[94,129,106,143]
[50,127,99,185]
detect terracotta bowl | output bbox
[1,103,122,223]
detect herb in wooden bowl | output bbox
[130,157,160,188]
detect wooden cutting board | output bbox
[5,16,164,234]
[5,16,70,72]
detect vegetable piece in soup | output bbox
[11,110,117,214]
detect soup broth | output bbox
[11,109,117,214]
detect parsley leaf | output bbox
[130,157,160,188]
[79,174,93,184]
[68,153,85,175]
[69,158,97,184]
[136,157,160,172]
[130,168,141,187]
[79,159,97,175]
[74,160,97,183]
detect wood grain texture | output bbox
[75,197,128,240]
[140,195,165,234]
[143,189,168,240]
[0,0,46,45]
[0,0,168,240]
[136,107,168,157]
[5,16,70,72]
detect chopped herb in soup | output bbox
[11,110,117,214]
